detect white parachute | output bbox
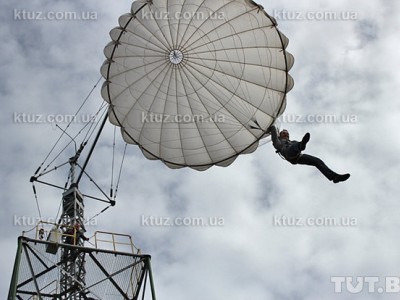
[101,0,294,170]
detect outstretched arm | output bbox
[269,125,282,152]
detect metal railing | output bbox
[94,231,141,254]
[22,221,141,254]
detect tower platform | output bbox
[8,225,155,300]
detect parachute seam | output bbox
[180,1,242,51]
[175,0,209,51]
[180,10,281,122]
[178,63,214,164]
[249,13,274,124]
[121,60,171,143]
[182,62,252,153]
[188,52,288,73]
[148,2,173,50]
[131,15,170,52]
[155,61,176,161]
[205,11,255,122]
[112,27,166,53]
[185,63,259,132]
[187,58,283,115]
[106,57,167,101]
[174,65,188,166]
[136,60,175,158]
[185,10,280,121]
[223,13,263,120]
[107,57,167,82]
[182,5,262,52]
[174,0,186,49]
[262,10,293,117]
[186,24,277,54]
[184,43,251,123]
[166,0,173,49]
[190,59,287,96]
[191,45,286,56]
[106,2,149,106]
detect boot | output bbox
[333,173,350,183]
[300,133,310,150]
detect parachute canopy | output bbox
[101,0,294,171]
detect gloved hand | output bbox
[266,125,276,134]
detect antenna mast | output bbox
[58,143,87,299]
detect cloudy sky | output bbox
[2,0,400,299]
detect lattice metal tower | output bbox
[54,145,86,299]
[8,136,156,299]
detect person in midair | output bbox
[268,125,350,183]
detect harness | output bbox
[276,148,301,164]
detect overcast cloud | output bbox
[1,0,400,299]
